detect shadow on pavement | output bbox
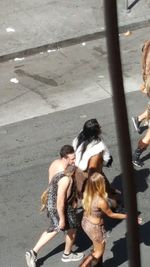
[104,235,127,267]
[111,167,149,195]
[104,168,149,232]
[75,227,92,252]
[139,220,150,246]
[111,166,150,194]
[36,243,65,267]
[104,220,150,266]
[103,167,150,266]
[141,152,150,164]
[134,168,150,193]
[111,173,123,194]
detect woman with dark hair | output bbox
[73,118,120,209]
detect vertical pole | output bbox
[125,0,128,10]
[103,1,141,267]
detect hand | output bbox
[106,156,113,167]
[59,219,65,230]
[138,217,142,225]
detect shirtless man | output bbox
[25,145,83,267]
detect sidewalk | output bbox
[0,0,150,61]
[0,25,149,127]
[0,1,150,128]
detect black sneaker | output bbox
[132,159,144,168]
[25,250,37,267]
[131,117,141,134]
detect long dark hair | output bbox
[76,119,102,159]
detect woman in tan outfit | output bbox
[79,172,127,267]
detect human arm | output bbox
[100,140,113,167]
[99,198,142,224]
[99,198,127,220]
[57,175,70,229]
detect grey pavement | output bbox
[0,92,149,267]
[0,1,150,267]
[0,0,150,127]
[0,26,150,127]
[0,0,150,60]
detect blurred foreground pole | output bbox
[125,0,128,10]
[103,1,141,267]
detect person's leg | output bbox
[79,254,98,267]
[64,229,77,254]
[25,230,57,267]
[138,109,148,122]
[80,217,106,267]
[79,241,105,267]
[142,127,150,144]
[61,229,84,262]
[132,128,150,167]
[92,241,105,265]
[132,109,148,133]
[33,230,58,253]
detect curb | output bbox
[0,19,150,63]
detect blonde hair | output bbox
[82,172,107,215]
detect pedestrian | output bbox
[25,145,84,267]
[132,39,150,133]
[141,40,150,92]
[72,118,121,210]
[132,127,150,167]
[132,75,150,134]
[132,75,150,167]
[79,172,127,267]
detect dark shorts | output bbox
[47,205,80,233]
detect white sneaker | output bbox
[25,250,37,267]
[61,252,84,262]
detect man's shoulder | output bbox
[58,174,70,187]
[50,158,61,166]
[49,159,64,172]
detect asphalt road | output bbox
[0,9,150,267]
[0,91,149,267]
